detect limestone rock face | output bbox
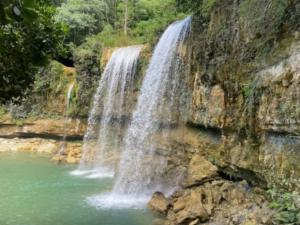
[37,142,58,154]
[183,155,218,187]
[192,85,225,128]
[256,52,300,134]
[0,118,86,138]
[0,137,82,165]
[182,0,300,192]
[0,138,59,153]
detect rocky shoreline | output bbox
[0,118,84,164]
[148,156,298,225]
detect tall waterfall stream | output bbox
[84,16,192,209]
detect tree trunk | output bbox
[124,0,128,36]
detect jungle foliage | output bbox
[54,0,187,116]
[0,0,188,104]
[0,0,66,103]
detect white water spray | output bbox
[114,16,191,197]
[88,16,192,208]
[73,46,142,179]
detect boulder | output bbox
[173,190,209,224]
[148,192,170,215]
[183,155,218,187]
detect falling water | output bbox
[112,16,192,200]
[73,46,142,178]
[58,83,74,155]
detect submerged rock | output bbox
[52,143,82,164]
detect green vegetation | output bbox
[0,0,66,103]
[33,61,69,99]
[239,0,289,37]
[55,0,109,45]
[176,0,202,13]
[72,37,103,116]
[176,0,217,16]
[7,96,33,123]
[53,0,187,117]
[54,0,185,48]
[32,60,74,116]
[268,189,300,225]
[0,0,188,114]
[0,106,7,121]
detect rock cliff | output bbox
[184,0,300,192]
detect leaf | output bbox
[0,3,7,24]
[23,0,36,8]
[23,7,38,23]
[269,202,281,209]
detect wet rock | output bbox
[148,192,170,215]
[0,138,59,153]
[66,156,78,164]
[151,179,274,225]
[37,142,58,154]
[171,190,210,224]
[183,155,218,187]
[188,219,199,225]
[153,218,166,225]
[51,155,65,163]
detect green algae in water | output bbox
[0,153,153,225]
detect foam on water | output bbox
[86,193,149,210]
[70,169,114,179]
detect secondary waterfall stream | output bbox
[58,82,74,155]
[74,46,142,179]
[88,16,192,208]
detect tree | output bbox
[131,0,181,43]
[0,0,65,103]
[124,0,128,36]
[55,0,109,45]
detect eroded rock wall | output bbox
[179,0,300,192]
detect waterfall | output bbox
[113,16,192,198]
[73,46,142,178]
[58,82,74,155]
[86,16,192,209]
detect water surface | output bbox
[0,153,153,225]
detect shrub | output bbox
[8,97,32,120]
[268,189,300,225]
[0,1,65,103]
[73,36,103,117]
[55,0,109,45]
[31,60,71,116]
